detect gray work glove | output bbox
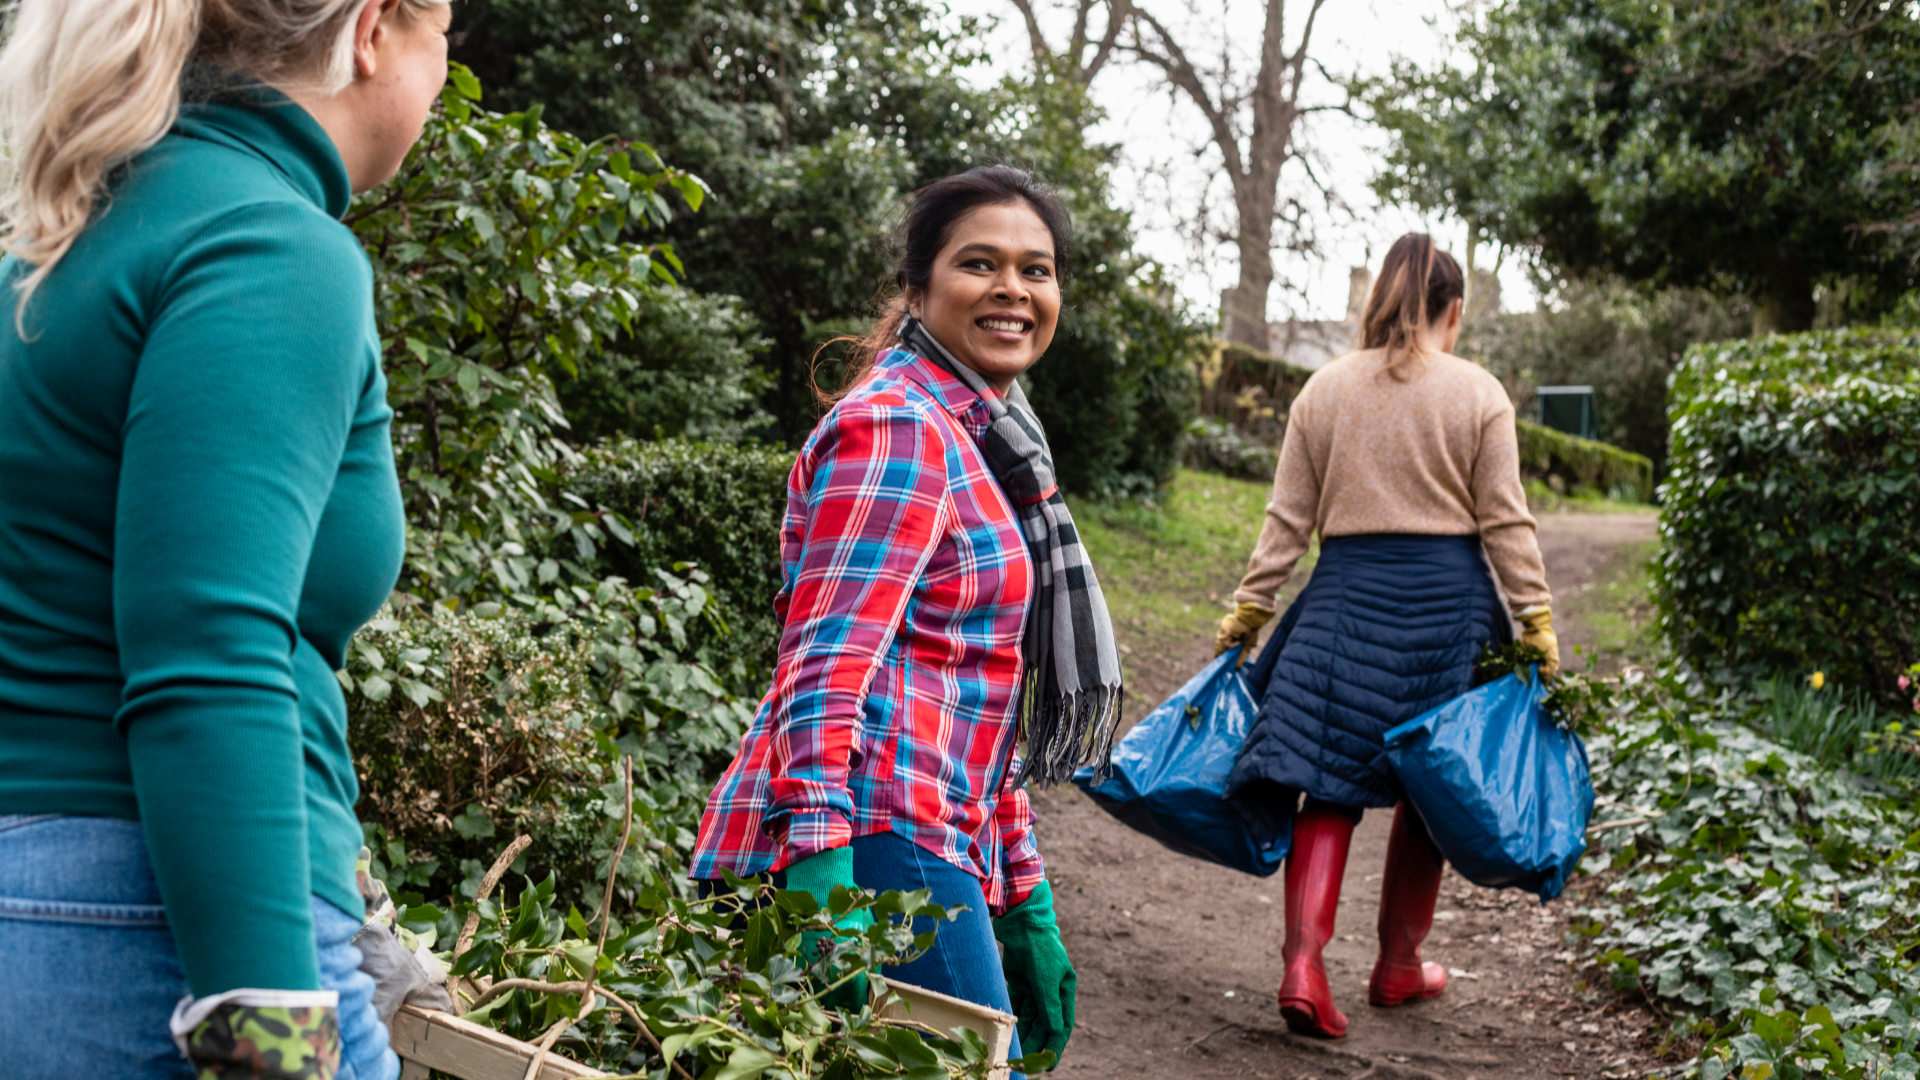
[354,847,454,1020]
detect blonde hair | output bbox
[0,0,441,321]
[1359,233,1466,381]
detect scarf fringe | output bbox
[1015,677,1126,788]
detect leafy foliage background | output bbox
[1364,0,1920,329]
[566,438,799,695]
[1578,669,1920,1078]
[449,0,1204,495]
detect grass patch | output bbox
[1565,539,1661,671]
[1069,469,1314,683]
[1524,478,1657,514]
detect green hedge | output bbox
[565,437,795,692]
[1515,419,1653,503]
[1653,329,1920,697]
[1199,343,1315,446]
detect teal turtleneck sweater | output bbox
[0,88,403,995]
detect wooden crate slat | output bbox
[389,1005,607,1080]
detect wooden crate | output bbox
[875,981,1018,1080]
[391,980,1014,1080]
[390,1005,605,1080]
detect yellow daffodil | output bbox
[1809,671,1826,690]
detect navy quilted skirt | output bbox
[1226,534,1510,827]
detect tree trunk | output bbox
[1127,0,1327,354]
[1223,188,1278,349]
[1750,287,1816,335]
[1750,265,1816,335]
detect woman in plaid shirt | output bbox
[692,167,1128,1073]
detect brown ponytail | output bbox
[1359,233,1465,381]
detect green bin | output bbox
[1535,386,1598,440]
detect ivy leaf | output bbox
[448,62,482,102]
[712,1046,776,1080]
[452,805,496,840]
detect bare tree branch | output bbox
[1008,0,1054,65]
[1068,0,1094,64]
[1011,0,1133,84]
[1122,0,1337,346]
[1128,7,1248,183]
[1081,0,1131,83]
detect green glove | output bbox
[169,991,341,1079]
[992,880,1075,1068]
[783,846,875,1010]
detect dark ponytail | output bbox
[812,165,1072,405]
[1359,233,1465,380]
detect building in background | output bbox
[1253,267,1372,370]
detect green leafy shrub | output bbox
[1181,417,1277,482]
[1514,419,1653,503]
[554,287,774,446]
[346,583,749,908]
[1024,272,1203,499]
[565,438,796,692]
[1578,669,1920,1078]
[351,65,712,608]
[1653,329,1920,698]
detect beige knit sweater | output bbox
[1232,348,1551,615]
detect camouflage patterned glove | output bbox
[170,991,340,1079]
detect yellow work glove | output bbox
[1518,606,1560,678]
[1214,602,1274,658]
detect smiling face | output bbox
[906,201,1062,390]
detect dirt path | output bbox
[1035,510,1659,1079]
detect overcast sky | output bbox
[943,0,1541,321]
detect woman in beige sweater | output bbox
[1213,235,1557,1038]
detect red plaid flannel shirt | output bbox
[689,349,1045,913]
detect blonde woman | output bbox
[0,1,448,1077]
[1214,235,1557,1038]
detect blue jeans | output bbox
[0,814,398,1080]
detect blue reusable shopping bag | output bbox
[1382,670,1594,903]
[1073,647,1288,877]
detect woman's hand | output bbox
[993,880,1076,1068]
[1214,602,1275,658]
[1518,606,1560,678]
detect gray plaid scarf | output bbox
[900,317,1124,786]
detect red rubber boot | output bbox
[1369,803,1449,1007]
[1277,806,1354,1038]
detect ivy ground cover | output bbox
[1579,671,1920,1078]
